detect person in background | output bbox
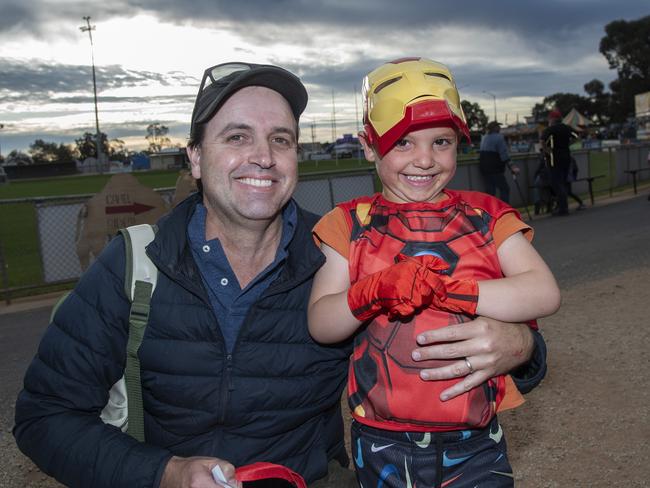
[566,156,586,210]
[479,121,519,203]
[541,109,579,216]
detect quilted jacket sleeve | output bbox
[510,329,548,394]
[13,235,173,488]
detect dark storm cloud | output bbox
[126,0,650,39]
[2,0,647,42]
[0,59,196,101]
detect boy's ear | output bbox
[358,129,377,162]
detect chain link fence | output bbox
[2,144,649,303]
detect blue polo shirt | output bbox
[187,201,297,353]
[479,132,510,162]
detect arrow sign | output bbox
[105,202,155,215]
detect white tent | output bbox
[563,108,590,130]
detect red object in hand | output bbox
[236,462,306,487]
[415,255,479,315]
[347,254,439,321]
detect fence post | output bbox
[608,147,614,198]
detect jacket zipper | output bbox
[218,353,234,423]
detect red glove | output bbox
[417,255,479,315]
[347,255,438,322]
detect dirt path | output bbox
[502,264,649,487]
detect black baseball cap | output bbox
[190,62,308,140]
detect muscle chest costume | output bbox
[314,190,533,432]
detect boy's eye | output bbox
[434,138,454,146]
[395,138,410,147]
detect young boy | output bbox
[308,58,560,488]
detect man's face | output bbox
[188,86,298,227]
[361,125,458,204]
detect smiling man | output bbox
[14,62,547,488]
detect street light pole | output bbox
[483,90,497,122]
[80,16,103,165]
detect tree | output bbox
[108,138,130,163]
[531,93,593,122]
[583,79,611,125]
[461,100,488,132]
[599,15,650,122]
[146,123,171,153]
[5,150,33,166]
[75,132,109,160]
[28,139,75,164]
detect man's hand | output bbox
[347,255,439,321]
[410,317,534,401]
[161,456,241,488]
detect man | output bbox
[14,62,547,488]
[479,121,519,203]
[541,109,579,216]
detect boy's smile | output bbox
[361,125,458,204]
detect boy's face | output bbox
[361,125,458,204]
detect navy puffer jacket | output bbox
[14,194,352,487]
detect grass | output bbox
[0,169,183,200]
[0,203,40,288]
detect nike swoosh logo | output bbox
[490,470,514,478]
[489,423,503,444]
[355,438,364,468]
[442,451,471,467]
[404,458,413,488]
[414,432,431,448]
[371,442,395,453]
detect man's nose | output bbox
[248,140,274,168]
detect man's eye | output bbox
[273,137,290,145]
[227,134,245,143]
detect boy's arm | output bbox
[308,244,361,343]
[475,231,561,322]
[308,245,437,343]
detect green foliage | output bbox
[532,93,593,122]
[75,131,110,159]
[146,123,172,153]
[29,139,76,164]
[599,15,650,122]
[5,150,32,165]
[461,100,488,131]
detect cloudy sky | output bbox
[0,0,647,154]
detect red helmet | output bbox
[362,57,470,157]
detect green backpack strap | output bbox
[118,223,158,442]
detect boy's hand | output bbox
[347,255,437,321]
[413,255,479,316]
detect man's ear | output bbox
[358,129,377,163]
[187,145,201,179]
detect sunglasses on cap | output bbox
[189,62,308,139]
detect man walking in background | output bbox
[479,121,519,203]
[541,109,579,216]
